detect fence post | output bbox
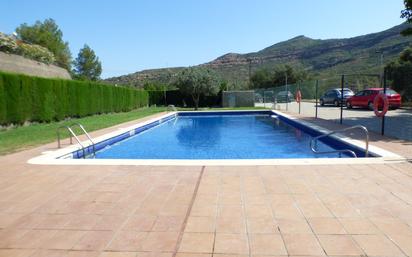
[298,83,301,114]
[263,90,265,107]
[315,80,319,119]
[285,85,288,111]
[381,70,387,135]
[340,75,344,124]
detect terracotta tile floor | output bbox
[0,112,412,256]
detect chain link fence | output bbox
[227,72,412,141]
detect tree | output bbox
[219,80,229,91]
[174,67,220,110]
[386,47,412,102]
[73,44,102,81]
[400,47,412,62]
[401,0,412,36]
[16,18,72,70]
[250,65,309,89]
[143,81,168,91]
[272,65,309,85]
[250,69,272,89]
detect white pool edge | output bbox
[28,110,407,166]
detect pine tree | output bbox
[401,0,412,36]
[16,19,72,69]
[73,44,102,81]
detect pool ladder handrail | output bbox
[57,123,96,158]
[310,125,369,158]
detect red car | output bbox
[346,88,401,110]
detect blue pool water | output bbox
[93,114,352,159]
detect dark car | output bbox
[320,88,354,106]
[346,88,401,110]
[255,93,263,103]
[276,91,294,103]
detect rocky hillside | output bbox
[106,23,412,89]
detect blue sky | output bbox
[1,0,406,78]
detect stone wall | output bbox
[0,52,71,79]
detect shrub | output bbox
[0,32,18,53]
[17,42,55,64]
[0,71,149,125]
[386,47,412,102]
[3,73,24,124]
[0,75,6,124]
[147,91,166,106]
[147,90,222,108]
[0,32,56,64]
[19,75,33,122]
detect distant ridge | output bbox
[106,23,412,89]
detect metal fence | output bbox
[248,72,412,141]
[222,91,255,107]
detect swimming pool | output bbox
[29,110,404,166]
[86,111,365,159]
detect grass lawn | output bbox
[0,107,167,155]
[0,106,268,155]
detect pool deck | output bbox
[1,111,412,257]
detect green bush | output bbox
[0,71,149,125]
[147,91,166,106]
[0,32,56,64]
[17,42,56,64]
[19,75,33,121]
[3,73,23,124]
[0,75,6,124]
[0,32,18,53]
[53,79,68,120]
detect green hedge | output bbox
[0,71,148,125]
[148,90,222,107]
[147,90,166,106]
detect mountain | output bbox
[105,23,412,89]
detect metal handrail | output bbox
[57,126,71,148]
[57,125,87,158]
[310,125,369,158]
[311,141,358,158]
[70,123,96,157]
[56,123,96,158]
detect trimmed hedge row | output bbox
[0,71,148,125]
[148,90,166,106]
[147,90,222,107]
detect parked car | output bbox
[255,93,263,103]
[263,91,275,103]
[320,88,354,106]
[276,91,294,103]
[346,88,401,110]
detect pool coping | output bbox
[27,109,406,166]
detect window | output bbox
[380,89,397,95]
[355,91,364,96]
[327,91,336,97]
[341,89,353,95]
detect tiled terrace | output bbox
[0,112,412,257]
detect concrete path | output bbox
[0,112,411,256]
[257,101,412,141]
